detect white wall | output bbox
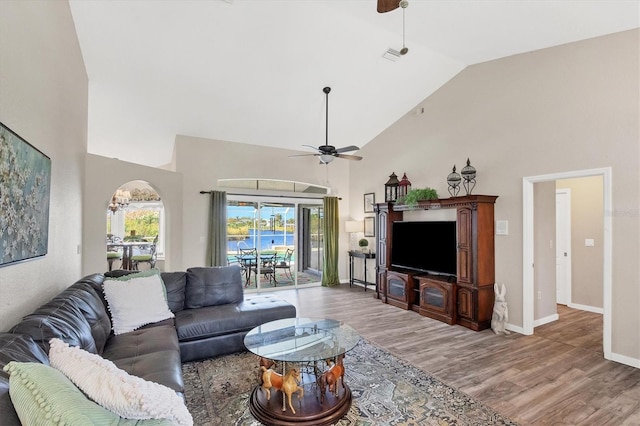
[0,1,88,331]
[173,136,352,278]
[83,154,184,274]
[348,29,640,362]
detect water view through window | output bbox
[226,200,322,290]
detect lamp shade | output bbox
[345,220,364,233]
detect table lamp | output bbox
[345,220,364,250]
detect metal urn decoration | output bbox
[446,165,461,197]
[461,158,477,195]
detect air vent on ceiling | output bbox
[382,48,402,62]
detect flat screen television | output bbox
[391,221,457,277]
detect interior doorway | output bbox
[523,167,612,360]
[106,180,165,271]
[555,188,571,305]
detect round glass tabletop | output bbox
[244,317,360,363]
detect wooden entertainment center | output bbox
[374,195,498,331]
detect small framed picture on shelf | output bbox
[364,217,375,237]
[364,193,375,213]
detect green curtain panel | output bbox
[322,196,340,287]
[206,190,228,267]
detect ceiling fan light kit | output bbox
[320,154,334,164]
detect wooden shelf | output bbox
[391,195,498,211]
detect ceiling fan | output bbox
[379,0,409,56]
[377,0,401,13]
[290,87,362,164]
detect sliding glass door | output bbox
[299,205,324,276]
[226,198,321,291]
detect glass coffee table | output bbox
[244,317,360,426]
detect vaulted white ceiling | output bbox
[69,0,639,167]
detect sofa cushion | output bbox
[160,271,187,313]
[61,281,112,353]
[49,339,192,425]
[0,333,51,426]
[0,333,50,380]
[102,324,180,360]
[103,272,175,335]
[101,325,184,393]
[175,294,296,342]
[185,265,243,309]
[110,349,184,394]
[3,361,172,426]
[10,297,97,354]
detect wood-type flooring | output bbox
[271,284,640,426]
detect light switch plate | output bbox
[585,238,595,247]
[496,220,508,235]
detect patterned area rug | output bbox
[182,339,518,425]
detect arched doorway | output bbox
[106,180,165,271]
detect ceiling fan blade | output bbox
[301,144,320,152]
[335,153,363,161]
[378,0,400,13]
[288,153,320,158]
[335,145,360,154]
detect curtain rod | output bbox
[199,191,341,200]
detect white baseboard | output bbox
[568,302,603,314]
[607,351,640,369]
[505,323,526,335]
[534,313,559,327]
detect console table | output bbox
[348,251,375,291]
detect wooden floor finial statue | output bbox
[260,367,304,414]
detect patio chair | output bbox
[106,234,123,271]
[274,248,294,280]
[131,235,158,270]
[251,253,277,286]
[238,248,257,286]
[107,250,122,271]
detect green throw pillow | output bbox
[108,268,161,281]
[3,361,172,425]
[105,268,168,299]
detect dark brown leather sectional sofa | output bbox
[0,265,296,425]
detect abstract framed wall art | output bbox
[0,122,51,267]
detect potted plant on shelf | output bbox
[397,187,438,207]
[358,238,369,253]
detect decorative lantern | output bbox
[398,173,412,199]
[461,158,477,195]
[446,165,461,197]
[385,172,400,202]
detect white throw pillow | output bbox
[49,338,193,426]
[103,272,174,335]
